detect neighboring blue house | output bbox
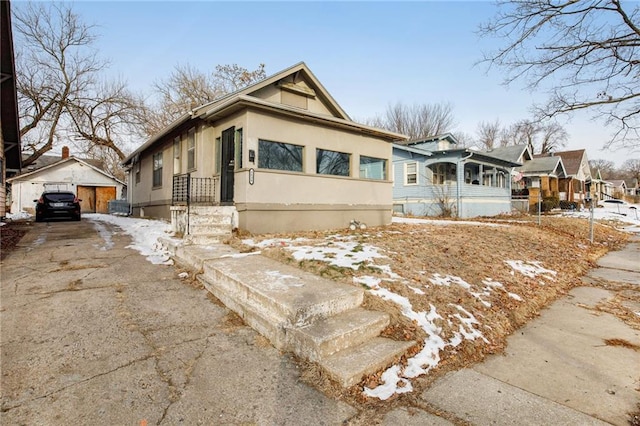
[392,134,521,218]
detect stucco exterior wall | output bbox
[235,110,393,231]
[130,108,394,231]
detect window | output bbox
[405,162,418,185]
[360,156,386,180]
[258,139,303,172]
[215,137,221,174]
[173,136,181,174]
[432,163,446,185]
[135,161,141,184]
[153,151,163,187]
[317,149,350,176]
[187,128,196,170]
[235,128,243,169]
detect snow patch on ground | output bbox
[5,211,32,221]
[86,213,177,265]
[91,220,114,251]
[505,260,557,281]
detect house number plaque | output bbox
[249,168,255,185]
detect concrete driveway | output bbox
[0,219,355,425]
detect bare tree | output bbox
[501,119,567,154]
[145,63,266,135]
[14,2,142,167]
[503,120,539,153]
[479,0,640,151]
[214,63,266,94]
[538,122,568,154]
[476,119,502,149]
[622,158,640,181]
[451,131,473,148]
[67,80,144,161]
[367,102,456,140]
[589,159,617,179]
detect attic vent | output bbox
[279,82,316,98]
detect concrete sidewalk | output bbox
[416,236,640,426]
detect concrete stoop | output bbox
[183,206,235,245]
[172,245,415,387]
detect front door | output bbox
[220,127,235,204]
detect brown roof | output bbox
[549,150,585,176]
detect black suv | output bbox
[34,191,82,222]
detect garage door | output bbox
[78,186,116,213]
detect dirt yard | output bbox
[228,215,633,403]
[3,215,635,411]
[0,221,31,260]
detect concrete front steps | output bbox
[172,244,415,387]
[182,206,235,245]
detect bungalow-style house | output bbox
[474,144,569,212]
[392,134,520,218]
[1,0,22,219]
[609,180,628,198]
[8,147,125,215]
[624,178,639,197]
[590,169,613,201]
[549,149,591,204]
[122,62,406,234]
[516,156,566,197]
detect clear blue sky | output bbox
[22,1,638,166]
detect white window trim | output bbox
[404,161,418,186]
[187,128,196,171]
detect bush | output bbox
[543,196,560,210]
[559,200,579,211]
[530,196,560,214]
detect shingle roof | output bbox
[549,150,585,175]
[396,133,458,146]
[483,145,529,163]
[21,154,105,173]
[517,156,565,176]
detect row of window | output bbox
[402,161,508,187]
[147,134,387,188]
[257,139,386,180]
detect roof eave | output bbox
[201,95,407,141]
[123,112,192,165]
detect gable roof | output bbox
[392,143,433,158]
[8,156,124,185]
[194,62,350,121]
[548,149,587,176]
[483,145,531,164]
[609,179,627,189]
[396,133,459,147]
[517,156,566,177]
[123,62,406,165]
[393,144,521,168]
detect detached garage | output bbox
[7,154,125,215]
